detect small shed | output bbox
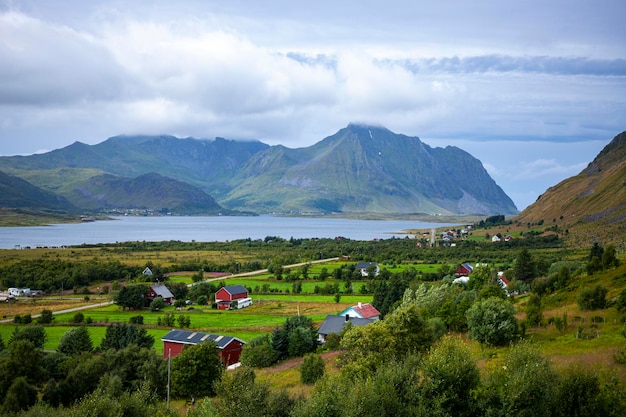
[161,329,246,367]
[215,285,249,310]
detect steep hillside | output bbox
[516,131,626,245]
[224,124,517,215]
[68,172,231,215]
[0,170,78,213]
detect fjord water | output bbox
[0,216,457,249]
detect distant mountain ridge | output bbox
[69,172,231,215]
[223,124,517,214]
[0,124,518,216]
[0,170,77,212]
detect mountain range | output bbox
[0,124,517,217]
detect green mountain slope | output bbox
[516,131,626,245]
[0,170,78,212]
[224,124,517,215]
[68,172,230,215]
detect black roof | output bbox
[161,329,245,349]
[221,285,248,295]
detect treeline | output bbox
[0,260,142,292]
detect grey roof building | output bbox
[317,315,375,343]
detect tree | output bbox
[466,297,518,346]
[479,341,557,416]
[420,336,480,417]
[288,326,316,357]
[172,341,223,399]
[525,293,543,327]
[513,249,536,283]
[37,309,54,324]
[150,296,166,311]
[384,303,435,356]
[339,321,395,377]
[2,376,38,414]
[99,323,154,350]
[166,281,189,300]
[602,244,619,270]
[577,285,608,310]
[300,353,325,384]
[240,335,279,368]
[115,284,149,310]
[0,340,45,401]
[9,325,47,349]
[58,326,93,355]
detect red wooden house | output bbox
[215,285,249,310]
[161,329,246,367]
[454,262,474,277]
[146,284,174,305]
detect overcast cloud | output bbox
[0,0,624,211]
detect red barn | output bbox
[215,285,249,310]
[161,329,246,367]
[146,284,174,305]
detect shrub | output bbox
[577,285,608,310]
[466,297,518,346]
[300,353,325,384]
[72,312,85,324]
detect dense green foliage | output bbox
[300,353,325,384]
[171,341,223,399]
[466,297,519,346]
[99,323,155,351]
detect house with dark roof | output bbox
[215,285,249,310]
[339,302,381,320]
[161,329,246,367]
[146,284,174,305]
[317,315,375,343]
[355,262,380,277]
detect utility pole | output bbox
[167,348,171,408]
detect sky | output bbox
[1,0,625,211]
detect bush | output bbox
[72,312,85,324]
[150,296,166,312]
[466,297,518,346]
[129,315,144,325]
[577,285,608,310]
[37,309,54,324]
[300,353,325,384]
[240,335,279,368]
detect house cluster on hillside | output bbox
[451,262,511,296]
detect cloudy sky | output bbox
[1,0,625,211]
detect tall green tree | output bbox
[58,326,94,356]
[9,325,47,349]
[420,336,480,417]
[115,284,149,310]
[2,376,38,414]
[513,248,536,283]
[99,323,154,351]
[301,353,325,385]
[466,297,519,346]
[525,293,543,327]
[172,341,223,399]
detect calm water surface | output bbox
[0,216,458,249]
